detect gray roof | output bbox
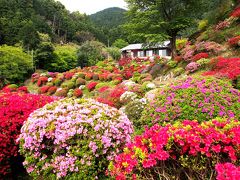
[121,41,170,51]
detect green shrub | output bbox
[167,60,177,68]
[106,47,121,60]
[6,84,18,89]
[95,82,110,90]
[53,78,62,86]
[61,81,75,89]
[196,58,211,68]
[92,74,99,80]
[140,76,240,128]
[77,41,106,67]
[55,88,68,97]
[54,44,78,71]
[173,67,185,77]
[76,78,86,86]
[0,45,33,85]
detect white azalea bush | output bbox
[120,91,138,104]
[125,98,147,127]
[18,98,133,179]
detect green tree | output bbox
[124,0,210,58]
[77,41,106,67]
[112,39,129,49]
[34,42,56,70]
[0,45,33,85]
[106,47,121,60]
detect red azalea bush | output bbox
[228,36,240,47]
[48,86,57,95]
[37,76,48,87]
[64,72,75,80]
[39,85,50,94]
[73,88,83,97]
[203,57,240,80]
[231,7,240,18]
[216,163,240,180]
[0,92,57,176]
[119,57,132,67]
[108,118,240,180]
[192,52,209,61]
[87,82,98,91]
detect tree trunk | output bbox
[170,34,177,59]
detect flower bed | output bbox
[18,98,133,179]
[140,76,240,127]
[108,118,240,180]
[0,92,56,176]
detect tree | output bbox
[124,0,209,58]
[34,42,56,70]
[77,41,106,67]
[112,39,129,49]
[0,45,33,85]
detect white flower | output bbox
[40,73,47,77]
[56,88,62,92]
[120,91,137,104]
[79,85,86,90]
[139,98,147,104]
[146,83,156,89]
[48,77,53,82]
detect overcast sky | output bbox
[57,0,127,15]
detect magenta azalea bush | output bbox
[140,76,240,127]
[18,98,133,179]
[108,118,240,180]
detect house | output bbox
[121,41,171,58]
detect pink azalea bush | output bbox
[18,98,133,179]
[185,62,200,72]
[108,118,240,180]
[140,76,240,127]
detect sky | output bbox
[57,0,127,15]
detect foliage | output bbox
[0,45,33,85]
[34,42,56,70]
[77,41,106,67]
[18,98,133,179]
[53,44,78,72]
[124,0,211,57]
[108,118,240,180]
[89,7,127,45]
[140,76,240,127]
[0,91,56,176]
[166,60,177,68]
[106,47,121,60]
[112,39,129,49]
[203,57,240,80]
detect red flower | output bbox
[0,92,57,175]
[192,53,209,61]
[230,7,240,17]
[228,36,240,47]
[73,89,83,97]
[87,82,98,91]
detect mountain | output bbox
[90,7,127,29]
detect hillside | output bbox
[90,7,126,28]
[89,7,127,45]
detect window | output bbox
[146,50,153,57]
[138,51,144,57]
